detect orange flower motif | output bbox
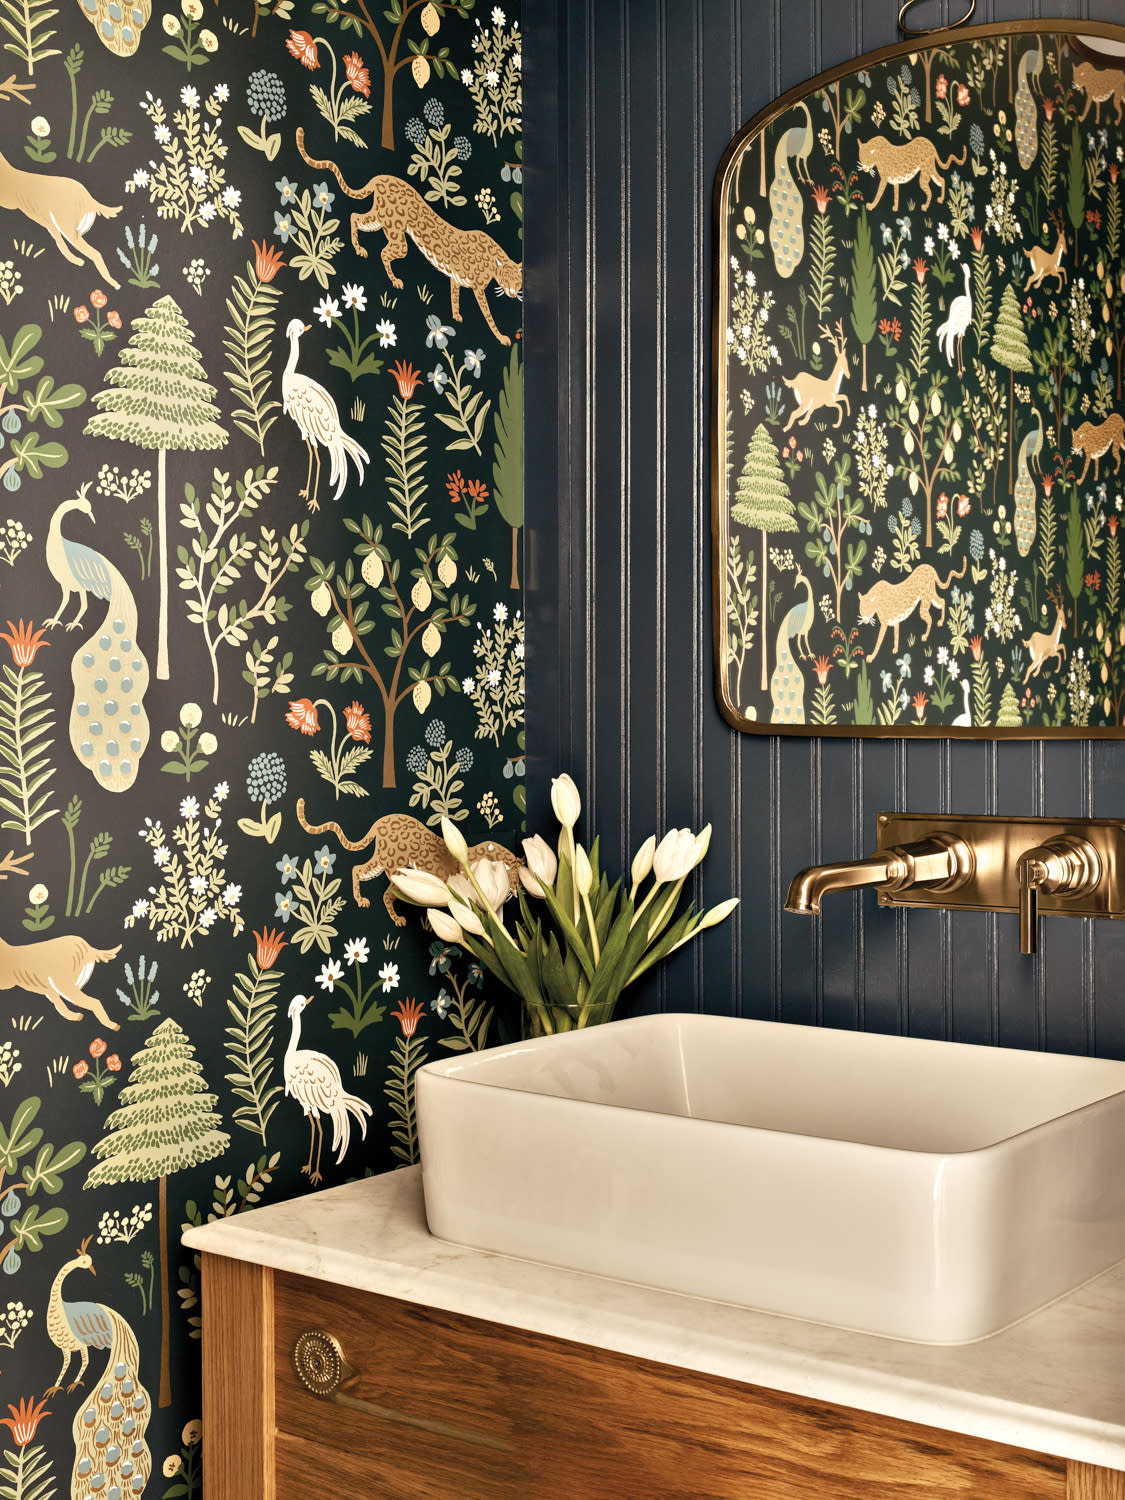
[956,494,971,518]
[73,305,89,324]
[465,478,489,502]
[253,238,285,283]
[0,619,48,667]
[286,28,318,67]
[812,655,831,685]
[0,1395,51,1447]
[970,635,983,662]
[390,360,422,400]
[89,288,107,309]
[970,226,984,252]
[343,700,371,743]
[72,1059,88,1080]
[446,469,465,503]
[254,926,288,968]
[1109,514,1119,537]
[912,691,928,721]
[106,310,122,330]
[89,1037,107,1058]
[912,257,928,282]
[392,997,425,1038]
[811,184,830,214]
[285,698,320,735]
[343,50,371,97]
[936,492,949,521]
[106,1054,121,1072]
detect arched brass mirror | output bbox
[713,20,1125,736]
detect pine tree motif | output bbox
[84,1016,229,1410]
[989,284,1033,494]
[850,210,877,392]
[84,296,228,680]
[732,424,798,692]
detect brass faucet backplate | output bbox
[875,813,1125,919]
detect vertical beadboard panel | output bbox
[526,0,1125,1059]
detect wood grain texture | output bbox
[272,1269,1070,1499]
[1070,1463,1125,1500]
[201,1255,275,1500]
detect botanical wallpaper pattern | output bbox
[0,0,523,1491]
[717,27,1125,732]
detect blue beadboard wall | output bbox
[525,0,1125,1056]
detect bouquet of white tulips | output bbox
[388,773,739,1035]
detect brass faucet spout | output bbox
[785,835,973,916]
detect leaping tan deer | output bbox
[1023,215,1067,293]
[1022,587,1067,684]
[0,150,121,287]
[783,320,850,431]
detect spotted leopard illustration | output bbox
[857,134,968,212]
[295,128,521,346]
[295,801,523,923]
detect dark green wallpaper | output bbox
[0,0,522,1491]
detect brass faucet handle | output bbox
[1017,836,1102,955]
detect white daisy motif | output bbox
[376,319,396,348]
[199,201,217,221]
[222,185,242,209]
[462,677,476,695]
[180,796,199,820]
[318,959,344,991]
[315,295,340,326]
[344,936,369,966]
[132,898,150,918]
[378,962,400,993]
[223,883,241,906]
[341,282,367,310]
[189,874,207,896]
[212,82,230,102]
[180,85,200,110]
[460,67,473,85]
[494,602,508,622]
[153,845,171,867]
[199,907,218,929]
[153,123,172,144]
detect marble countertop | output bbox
[182,1165,1125,1470]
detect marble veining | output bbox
[183,1166,1125,1470]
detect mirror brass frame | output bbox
[712,19,1125,738]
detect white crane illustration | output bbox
[284,993,372,1183]
[281,318,369,511]
[936,262,973,375]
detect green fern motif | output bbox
[0,656,56,845]
[383,388,428,538]
[0,0,60,75]
[0,1439,57,1500]
[386,1031,427,1166]
[224,958,284,1145]
[972,659,992,725]
[808,211,834,321]
[222,264,282,454]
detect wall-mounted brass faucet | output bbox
[785,814,1125,955]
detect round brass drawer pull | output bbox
[292,1328,354,1396]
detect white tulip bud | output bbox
[652,828,698,883]
[696,896,740,930]
[470,857,511,911]
[388,866,452,907]
[427,907,465,944]
[449,894,485,936]
[441,815,469,866]
[550,773,582,830]
[572,842,593,896]
[520,833,557,889]
[630,834,656,885]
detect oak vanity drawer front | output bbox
[272,1268,1071,1500]
[274,1270,523,1498]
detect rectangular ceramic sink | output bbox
[416,1013,1125,1343]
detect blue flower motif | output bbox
[425,313,456,349]
[430,988,451,1019]
[274,890,295,922]
[276,852,298,884]
[464,348,485,377]
[314,843,336,875]
[273,209,293,243]
[311,180,335,211]
[428,364,448,393]
[275,176,298,205]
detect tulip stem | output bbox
[580,889,601,965]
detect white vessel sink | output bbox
[416,1013,1125,1342]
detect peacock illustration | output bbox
[769,565,815,724]
[44,487,150,793]
[1014,45,1044,171]
[75,0,152,54]
[285,994,373,1183]
[768,103,813,279]
[45,1237,152,1500]
[1013,408,1044,558]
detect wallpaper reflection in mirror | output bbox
[713,23,1125,736]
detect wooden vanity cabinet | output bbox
[201,1252,1125,1500]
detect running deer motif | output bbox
[783,320,851,431]
[1023,225,1067,292]
[1022,588,1067,684]
[0,150,121,285]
